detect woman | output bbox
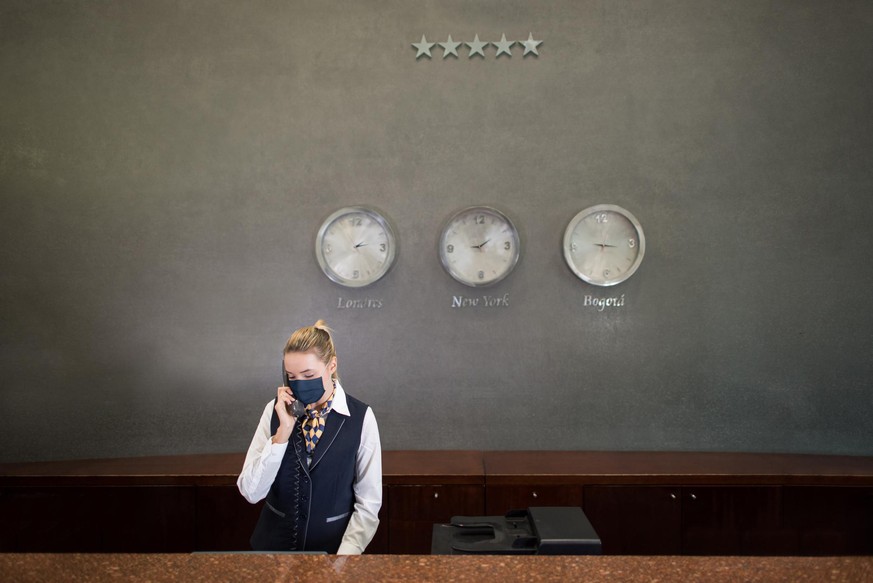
[237,321,382,554]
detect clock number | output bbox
[603,269,611,278]
[447,244,454,253]
[475,215,485,225]
[478,270,485,280]
[351,217,362,227]
[325,244,332,254]
[504,241,511,251]
[628,239,636,248]
[379,243,386,252]
[571,242,578,253]
[596,213,608,224]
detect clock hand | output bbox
[471,239,491,250]
[354,242,368,249]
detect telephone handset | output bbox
[281,363,307,418]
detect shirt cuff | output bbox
[336,541,363,555]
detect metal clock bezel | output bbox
[562,204,645,287]
[315,206,398,288]
[438,205,521,288]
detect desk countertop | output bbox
[0,554,870,583]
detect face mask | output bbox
[289,377,326,405]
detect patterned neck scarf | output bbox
[301,389,334,454]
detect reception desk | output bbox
[2,451,872,555]
[0,554,870,582]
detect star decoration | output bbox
[466,34,488,58]
[521,33,542,56]
[493,33,515,57]
[412,34,435,59]
[413,33,544,60]
[439,35,462,58]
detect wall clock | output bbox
[563,204,645,286]
[438,206,520,287]
[315,206,397,287]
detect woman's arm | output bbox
[236,401,289,503]
[336,407,383,554]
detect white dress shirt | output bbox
[237,383,382,555]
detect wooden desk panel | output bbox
[483,451,873,485]
[0,450,486,486]
[0,486,196,552]
[5,451,871,487]
[381,450,484,485]
[3,451,873,556]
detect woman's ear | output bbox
[329,356,338,377]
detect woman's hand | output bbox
[272,386,297,444]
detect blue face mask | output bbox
[289,377,326,405]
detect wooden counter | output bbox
[2,451,872,555]
[3,450,871,486]
[0,450,485,486]
[0,554,870,582]
[484,451,873,485]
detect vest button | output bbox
[301,513,307,520]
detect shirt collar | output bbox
[331,381,350,417]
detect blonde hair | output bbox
[284,320,338,379]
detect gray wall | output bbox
[2,0,872,463]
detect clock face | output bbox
[439,206,520,287]
[563,204,645,286]
[315,207,397,288]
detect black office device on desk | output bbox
[431,507,601,555]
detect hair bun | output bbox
[285,320,338,380]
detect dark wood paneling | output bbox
[194,486,263,551]
[484,451,873,486]
[4,451,873,487]
[486,485,583,515]
[382,451,485,485]
[0,486,195,552]
[584,486,797,556]
[584,486,682,555]
[0,487,103,552]
[782,486,873,555]
[681,487,790,556]
[4,452,873,556]
[0,454,246,487]
[98,486,196,552]
[388,485,485,554]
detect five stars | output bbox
[416,33,542,59]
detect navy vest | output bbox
[249,391,369,553]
